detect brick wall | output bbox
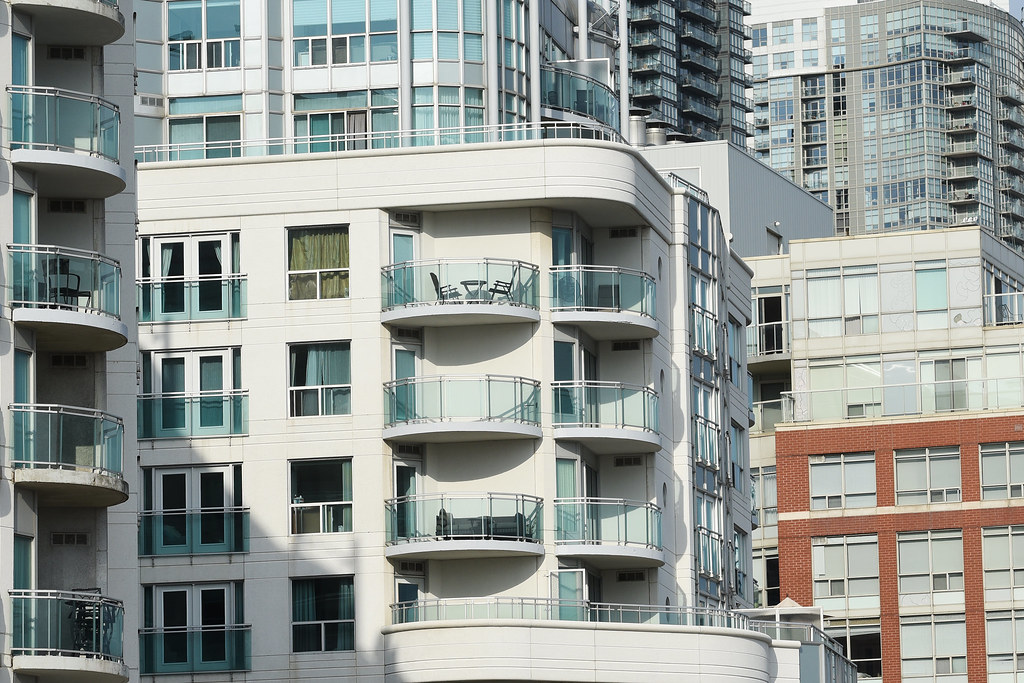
[775,413,1024,683]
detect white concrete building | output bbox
[0,0,138,679]
[131,131,853,681]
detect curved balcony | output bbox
[10,245,128,352]
[12,0,124,46]
[139,508,250,556]
[383,375,541,442]
[10,589,128,683]
[137,391,249,439]
[381,258,539,327]
[385,493,544,560]
[552,381,660,453]
[8,86,125,198]
[385,599,768,682]
[550,266,657,339]
[11,404,126,507]
[554,498,663,568]
[540,65,620,130]
[138,275,247,323]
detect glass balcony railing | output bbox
[549,265,655,319]
[138,275,246,322]
[554,498,661,549]
[11,404,123,476]
[138,120,624,163]
[137,392,249,438]
[385,493,543,544]
[985,292,1024,325]
[139,626,251,674]
[783,376,1024,422]
[695,526,723,579]
[746,321,789,357]
[9,244,121,318]
[384,375,541,427]
[8,85,119,162]
[381,258,539,310]
[751,399,784,433]
[540,65,620,130]
[391,597,750,629]
[551,381,659,432]
[139,508,250,555]
[10,590,124,661]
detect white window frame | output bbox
[894,446,960,504]
[982,441,1024,500]
[812,535,879,611]
[897,530,964,601]
[809,452,876,510]
[289,458,353,534]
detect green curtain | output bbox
[288,228,350,299]
[13,535,31,589]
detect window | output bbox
[287,225,350,300]
[773,51,795,70]
[895,446,960,504]
[141,583,246,674]
[292,576,354,651]
[288,342,351,416]
[734,529,748,600]
[168,0,240,70]
[772,21,793,44]
[141,466,245,555]
[900,614,966,679]
[982,441,1024,499]
[915,263,947,329]
[727,318,743,385]
[729,423,745,491]
[809,452,875,509]
[987,611,1024,676]
[751,25,767,47]
[140,349,243,438]
[752,466,777,537]
[801,18,817,42]
[825,619,881,680]
[167,95,243,159]
[290,459,352,533]
[292,0,403,65]
[802,49,818,66]
[983,526,1024,602]
[139,234,241,321]
[898,530,964,600]
[753,549,779,607]
[812,535,879,610]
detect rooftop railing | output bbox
[540,65,619,130]
[783,376,1024,422]
[136,120,623,163]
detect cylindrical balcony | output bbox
[550,265,657,339]
[552,381,660,453]
[10,404,127,507]
[385,492,544,560]
[540,65,620,130]
[138,275,247,323]
[381,258,540,327]
[8,86,126,198]
[10,589,128,683]
[383,375,542,442]
[137,392,249,439]
[9,244,128,352]
[554,498,663,568]
[139,508,250,556]
[11,0,124,46]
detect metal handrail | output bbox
[9,243,120,268]
[11,402,122,424]
[137,272,247,283]
[135,120,625,162]
[8,84,120,112]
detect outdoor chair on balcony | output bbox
[429,272,460,302]
[488,264,517,301]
